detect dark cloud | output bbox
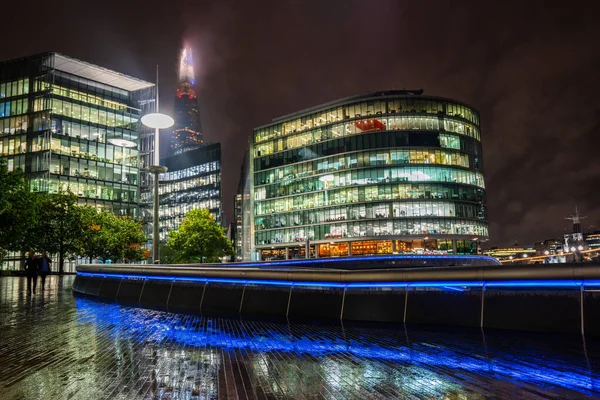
[2,0,599,246]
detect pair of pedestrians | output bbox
[24,252,52,295]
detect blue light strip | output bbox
[206,254,501,269]
[76,271,600,289]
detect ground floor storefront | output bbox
[257,238,480,261]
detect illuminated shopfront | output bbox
[249,91,488,261]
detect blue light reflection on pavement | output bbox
[74,296,600,398]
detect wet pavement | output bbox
[0,276,599,399]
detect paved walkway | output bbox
[0,276,599,399]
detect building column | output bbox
[452,239,457,254]
[392,240,397,254]
[348,242,352,256]
[285,247,289,260]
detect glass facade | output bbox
[250,91,488,260]
[0,52,155,271]
[169,47,203,156]
[234,193,243,260]
[158,143,222,241]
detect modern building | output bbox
[145,46,223,244]
[233,193,243,260]
[0,52,155,270]
[248,90,488,261]
[158,142,221,241]
[169,47,203,156]
[483,247,536,261]
[534,239,563,255]
[585,231,600,250]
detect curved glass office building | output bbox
[250,91,487,260]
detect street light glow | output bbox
[141,113,175,129]
[107,138,136,148]
[319,174,335,182]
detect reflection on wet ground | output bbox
[0,276,599,399]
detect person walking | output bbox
[24,251,39,296]
[39,252,52,291]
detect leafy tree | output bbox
[117,216,148,262]
[167,209,234,263]
[78,206,111,263]
[37,190,86,274]
[80,208,147,263]
[158,242,182,264]
[0,161,40,264]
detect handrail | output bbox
[76,263,600,285]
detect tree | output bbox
[79,208,147,263]
[158,242,183,264]
[37,190,86,274]
[167,209,234,263]
[116,216,147,262]
[78,206,111,263]
[0,161,40,264]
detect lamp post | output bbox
[141,68,174,264]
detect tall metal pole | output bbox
[155,66,160,165]
[152,66,161,264]
[143,66,171,265]
[153,169,160,263]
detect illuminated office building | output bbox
[156,46,222,241]
[158,142,221,241]
[483,247,536,261]
[250,90,488,260]
[233,193,243,260]
[169,47,203,156]
[0,53,155,212]
[0,52,155,270]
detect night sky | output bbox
[2,0,599,247]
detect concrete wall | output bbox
[73,275,600,335]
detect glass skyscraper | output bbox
[0,52,155,270]
[157,46,222,241]
[158,143,222,241]
[249,90,488,260]
[0,52,155,213]
[169,47,203,156]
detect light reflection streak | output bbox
[74,297,599,396]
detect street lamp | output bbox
[141,67,174,264]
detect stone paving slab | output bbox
[0,276,599,399]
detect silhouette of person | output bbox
[24,251,39,295]
[39,252,52,291]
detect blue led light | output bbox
[443,286,465,292]
[76,271,600,290]
[210,254,501,269]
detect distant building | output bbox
[0,52,155,271]
[169,47,203,156]
[534,239,562,256]
[155,46,222,242]
[483,247,536,261]
[233,193,243,260]
[585,231,600,249]
[158,143,221,241]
